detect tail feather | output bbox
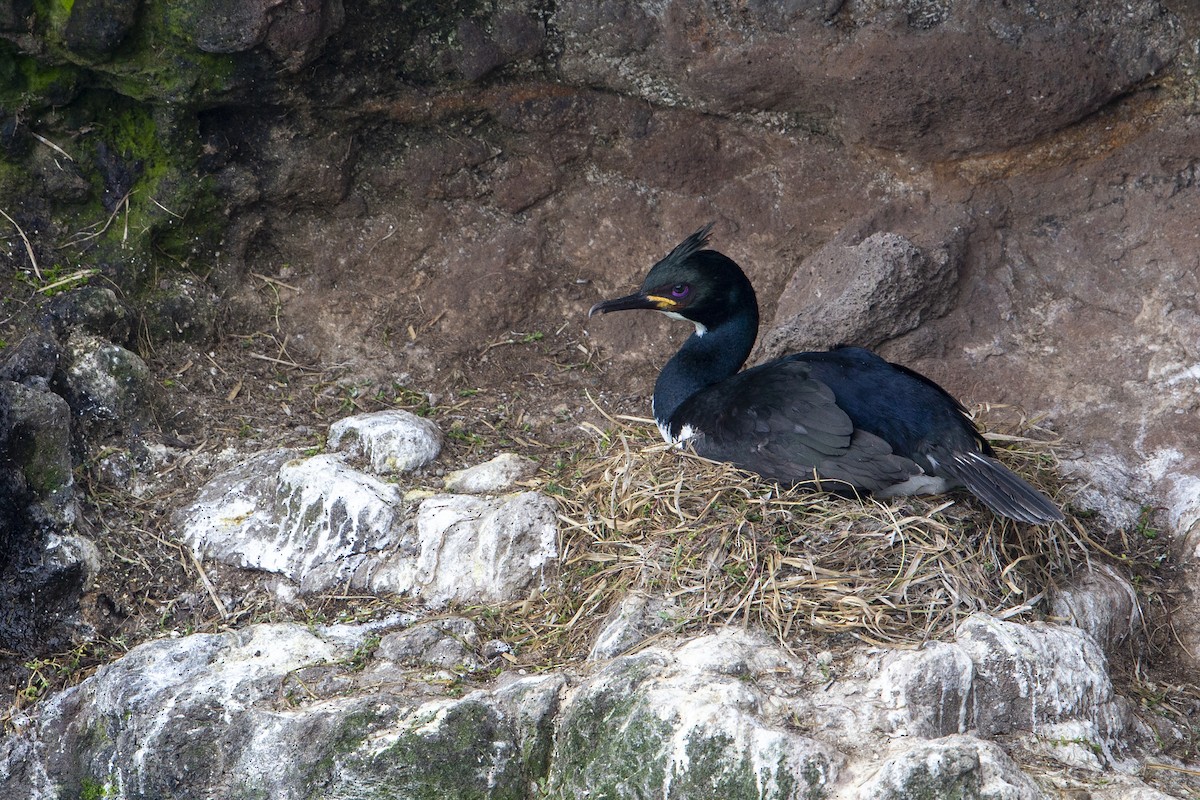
[941,451,1064,525]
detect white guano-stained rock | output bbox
[854,735,1047,800]
[955,614,1130,770]
[442,452,537,493]
[328,409,442,474]
[0,622,564,800]
[178,450,406,593]
[1050,564,1141,650]
[177,450,558,606]
[551,628,840,798]
[870,641,976,739]
[367,491,558,608]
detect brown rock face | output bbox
[557,0,1180,159]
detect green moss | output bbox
[548,661,673,799]
[78,775,116,800]
[92,0,241,102]
[5,0,239,341]
[548,659,833,800]
[323,701,532,800]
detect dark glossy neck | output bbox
[653,307,758,428]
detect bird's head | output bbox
[588,224,758,336]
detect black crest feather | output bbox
[659,223,715,268]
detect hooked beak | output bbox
[588,292,677,318]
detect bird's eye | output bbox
[671,284,690,298]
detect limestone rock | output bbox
[367,491,559,608]
[551,628,840,798]
[177,450,406,593]
[322,672,565,800]
[870,641,976,740]
[1050,565,1141,651]
[177,449,557,605]
[0,621,564,800]
[808,614,1136,775]
[443,452,537,493]
[328,409,443,474]
[376,617,484,672]
[955,615,1129,770]
[855,735,1046,800]
[588,591,681,660]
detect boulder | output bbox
[328,409,443,474]
[58,330,158,442]
[854,735,1045,800]
[177,449,558,604]
[367,491,558,608]
[0,621,564,800]
[177,450,406,592]
[443,451,537,493]
[551,628,841,798]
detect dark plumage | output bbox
[589,225,1064,525]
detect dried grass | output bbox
[518,404,1086,660]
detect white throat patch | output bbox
[660,310,707,337]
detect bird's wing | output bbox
[677,361,923,493]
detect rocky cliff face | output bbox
[2,0,1199,797]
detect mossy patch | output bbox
[328,700,531,800]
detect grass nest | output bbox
[516,404,1091,661]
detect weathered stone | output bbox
[442,451,537,493]
[1050,565,1141,651]
[376,617,483,672]
[177,448,557,604]
[260,121,354,205]
[58,330,158,440]
[955,614,1129,770]
[551,629,840,798]
[556,0,1180,159]
[141,274,220,342]
[264,0,345,71]
[188,0,282,53]
[62,0,141,59]
[854,735,1046,800]
[870,641,975,739]
[453,10,544,81]
[0,622,564,800]
[588,591,681,660]
[0,381,75,525]
[328,409,443,474]
[46,286,132,344]
[367,491,558,608]
[323,671,564,800]
[178,450,405,592]
[833,2,1180,158]
[0,331,60,388]
[0,381,85,684]
[761,226,962,357]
